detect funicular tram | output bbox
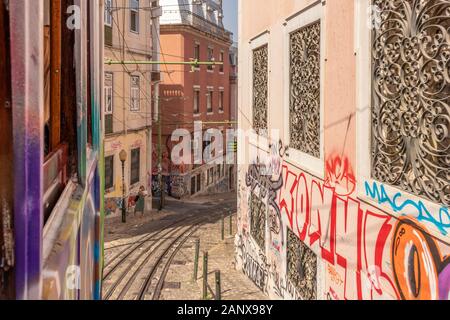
[0,0,105,300]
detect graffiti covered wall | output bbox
[151,164,234,200]
[236,147,450,300]
[236,0,450,300]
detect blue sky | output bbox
[223,0,238,42]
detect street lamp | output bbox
[119,149,128,223]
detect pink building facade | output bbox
[152,1,234,199]
[237,0,450,300]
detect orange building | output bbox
[152,0,234,199]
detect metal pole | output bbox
[151,0,160,215]
[120,5,126,223]
[121,160,126,223]
[221,216,225,241]
[193,239,200,281]
[158,94,164,211]
[202,252,208,300]
[215,271,221,300]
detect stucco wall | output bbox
[159,27,231,136]
[237,0,450,300]
[155,24,234,198]
[104,132,150,216]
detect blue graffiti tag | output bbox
[365,181,450,236]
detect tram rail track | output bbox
[102,203,233,300]
[137,223,204,300]
[103,215,194,280]
[103,221,196,300]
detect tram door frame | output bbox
[0,1,15,300]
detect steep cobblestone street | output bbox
[103,193,266,300]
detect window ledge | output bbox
[42,180,78,264]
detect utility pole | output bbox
[157,94,165,211]
[148,1,162,213]
[151,1,163,211]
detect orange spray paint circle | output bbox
[392,220,440,300]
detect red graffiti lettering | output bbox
[325,155,356,196]
[277,164,399,300]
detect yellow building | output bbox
[103,0,162,215]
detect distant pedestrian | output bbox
[134,186,147,217]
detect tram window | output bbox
[45,0,62,155]
[43,0,88,223]
[44,25,51,156]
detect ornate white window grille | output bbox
[371,0,450,206]
[252,45,269,135]
[287,229,317,300]
[289,21,321,159]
